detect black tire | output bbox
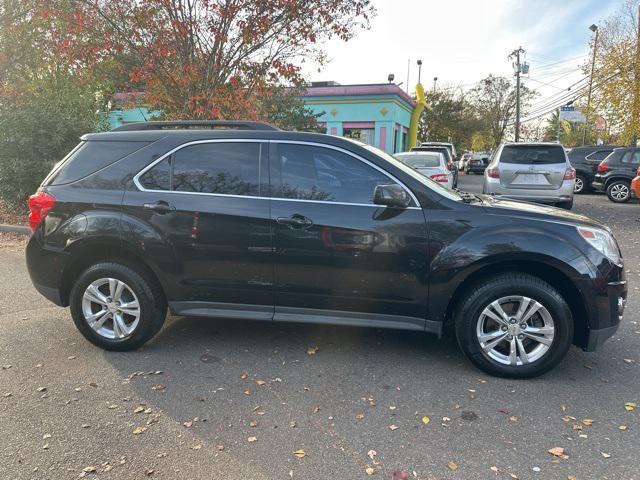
[454,273,573,379]
[573,174,589,194]
[557,198,574,210]
[606,180,631,203]
[69,262,167,351]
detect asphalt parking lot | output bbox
[1,176,639,480]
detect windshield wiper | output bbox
[453,188,482,203]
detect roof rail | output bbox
[112,120,279,132]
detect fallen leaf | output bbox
[81,424,91,429]
[562,415,575,422]
[624,402,636,412]
[290,421,297,428]
[447,461,458,471]
[248,436,257,443]
[601,452,611,458]
[134,406,145,413]
[582,419,594,426]
[191,444,202,450]
[249,420,257,428]
[151,384,166,391]
[548,447,568,459]
[623,358,634,364]
[82,466,97,473]
[244,390,251,395]
[421,416,430,425]
[240,371,248,379]
[355,413,365,420]
[307,346,318,355]
[388,424,399,431]
[67,356,76,360]
[216,444,224,451]
[509,416,518,422]
[133,427,147,435]
[107,404,118,409]
[293,449,306,458]
[36,387,46,392]
[313,406,320,413]
[572,423,582,431]
[183,421,193,428]
[367,449,377,460]
[490,466,499,473]
[255,379,266,386]
[619,425,628,431]
[568,475,576,480]
[366,467,375,475]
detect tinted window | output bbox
[621,150,640,165]
[139,158,171,191]
[47,141,149,185]
[395,153,441,168]
[412,147,451,160]
[499,145,565,164]
[586,150,613,161]
[275,144,394,204]
[172,142,261,195]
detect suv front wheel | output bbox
[606,180,631,203]
[455,273,573,378]
[69,262,167,351]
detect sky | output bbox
[302,0,624,121]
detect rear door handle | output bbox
[276,214,313,229]
[143,201,176,214]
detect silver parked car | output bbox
[483,143,576,209]
[394,151,454,188]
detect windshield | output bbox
[364,145,463,202]
[394,153,441,168]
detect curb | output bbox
[0,224,30,235]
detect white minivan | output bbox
[394,151,454,188]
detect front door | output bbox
[269,141,429,330]
[122,140,273,319]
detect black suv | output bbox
[567,145,621,194]
[592,147,640,202]
[26,121,627,378]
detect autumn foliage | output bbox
[41,0,374,120]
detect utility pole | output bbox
[633,4,640,145]
[583,24,599,146]
[510,47,526,142]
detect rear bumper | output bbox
[483,178,574,204]
[26,234,69,307]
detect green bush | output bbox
[0,77,107,207]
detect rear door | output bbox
[269,141,429,329]
[498,145,567,189]
[123,140,274,318]
[585,149,614,173]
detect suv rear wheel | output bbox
[606,180,631,203]
[455,273,573,378]
[69,262,167,351]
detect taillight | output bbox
[597,162,609,173]
[430,173,449,183]
[564,167,576,180]
[486,168,500,179]
[28,191,56,232]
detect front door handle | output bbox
[143,200,176,214]
[276,214,313,229]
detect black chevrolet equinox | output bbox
[26,121,627,378]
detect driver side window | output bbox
[273,143,398,204]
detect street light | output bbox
[583,24,599,145]
[433,76,438,93]
[417,60,422,84]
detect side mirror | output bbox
[373,184,411,208]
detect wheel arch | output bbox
[444,259,589,348]
[59,238,167,307]
[604,175,632,188]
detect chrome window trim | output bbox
[132,138,421,209]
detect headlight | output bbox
[577,227,622,265]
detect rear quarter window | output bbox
[499,145,566,165]
[44,141,149,185]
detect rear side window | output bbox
[499,145,566,165]
[46,141,149,185]
[585,150,613,161]
[139,142,263,196]
[621,150,640,165]
[395,154,441,168]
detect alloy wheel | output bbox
[81,278,141,340]
[610,183,629,201]
[476,296,555,366]
[574,177,584,193]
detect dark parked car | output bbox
[411,145,458,188]
[592,147,640,202]
[567,145,621,194]
[466,154,489,174]
[26,121,626,378]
